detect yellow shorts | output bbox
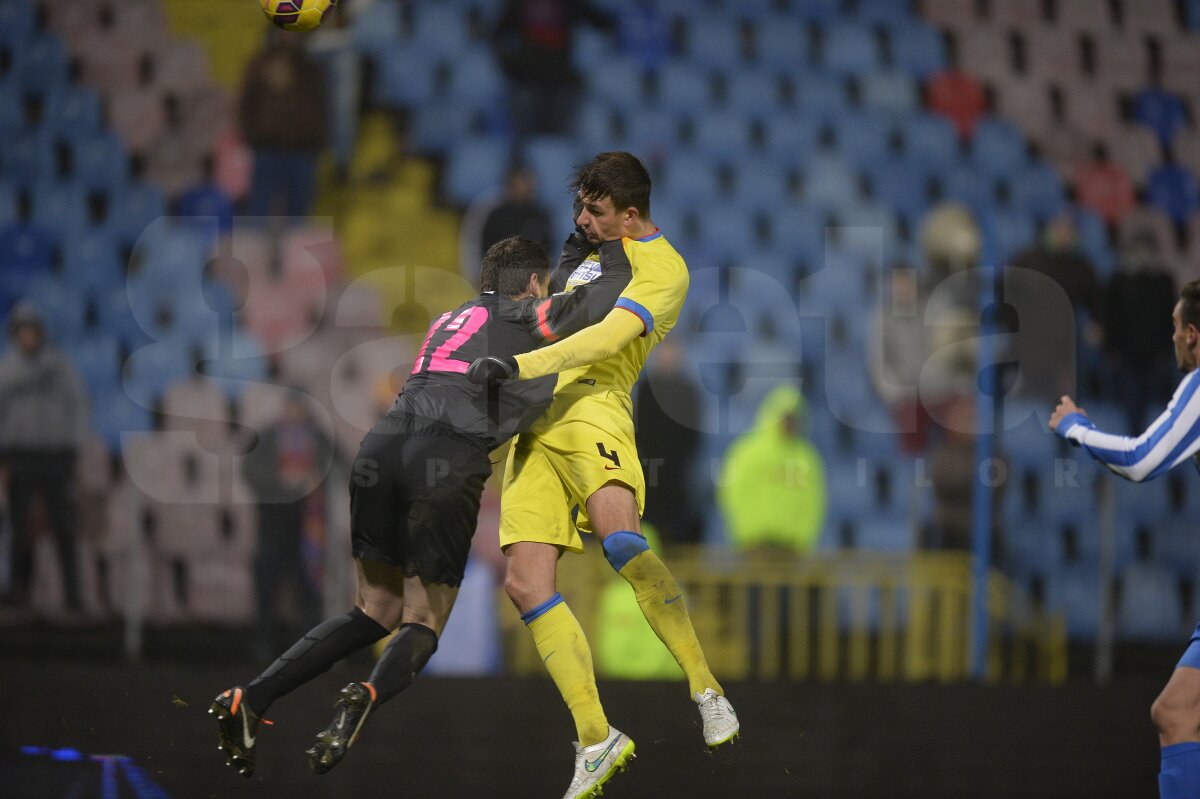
[499,382,645,553]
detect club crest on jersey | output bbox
[566,256,602,289]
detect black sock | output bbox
[367,623,438,705]
[245,608,390,717]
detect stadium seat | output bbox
[955,26,1012,83]
[989,209,1038,264]
[1045,565,1102,640]
[1146,164,1200,225]
[67,333,121,395]
[768,202,827,261]
[865,160,931,226]
[887,23,946,79]
[696,205,761,262]
[41,86,102,138]
[442,137,509,206]
[351,0,403,59]
[623,107,684,161]
[1073,208,1115,277]
[938,160,996,210]
[994,77,1054,138]
[860,70,919,117]
[0,180,16,223]
[854,0,915,25]
[830,111,895,167]
[1074,159,1136,225]
[898,113,959,169]
[986,0,1043,26]
[123,337,198,408]
[147,40,209,96]
[24,274,86,343]
[2,132,56,183]
[73,35,143,91]
[654,60,716,115]
[162,377,230,430]
[730,158,793,214]
[198,330,268,397]
[686,112,751,166]
[1117,563,1186,643]
[760,114,823,166]
[1093,34,1152,93]
[919,0,979,30]
[409,104,476,154]
[1131,87,1191,147]
[372,43,437,109]
[1109,124,1163,185]
[794,72,848,118]
[1122,0,1181,36]
[1054,0,1116,34]
[69,132,131,194]
[1161,34,1200,97]
[1023,28,1084,84]
[16,35,70,96]
[93,387,155,453]
[1062,89,1120,145]
[105,87,168,154]
[969,118,1029,177]
[683,14,744,70]
[1187,0,1200,30]
[752,17,809,75]
[583,56,647,112]
[803,158,862,215]
[1007,163,1066,220]
[446,51,505,112]
[410,3,472,60]
[821,22,881,75]
[30,181,89,239]
[0,0,35,47]
[719,68,782,118]
[659,157,721,209]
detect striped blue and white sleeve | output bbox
[1053,371,1200,482]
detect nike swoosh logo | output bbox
[242,707,256,749]
[603,466,620,471]
[585,736,621,773]
[664,594,683,605]
[543,650,556,664]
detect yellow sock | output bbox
[619,550,723,697]
[526,597,609,746]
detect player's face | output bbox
[1173,301,1197,372]
[576,193,628,244]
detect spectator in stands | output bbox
[0,302,88,613]
[239,29,329,221]
[925,394,1004,555]
[1074,144,1136,225]
[242,393,335,661]
[1005,214,1102,402]
[635,337,702,545]
[494,0,613,137]
[479,166,554,265]
[1102,230,1178,432]
[717,384,826,554]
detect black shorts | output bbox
[349,415,492,587]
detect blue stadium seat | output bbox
[989,208,1038,264]
[1159,516,1200,580]
[720,68,782,118]
[0,224,56,302]
[832,201,901,262]
[624,108,684,159]
[1045,565,1101,640]
[938,160,995,210]
[63,230,124,295]
[584,56,647,112]
[752,17,809,74]
[823,349,877,419]
[0,180,16,223]
[0,85,25,134]
[860,70,919,116]
[123,338,197,408]
[68,133,130,195]
[1132,87,1190,146]
[95,286,152,352]
[731,158,793,214]
[969,118,1029,177]
[446,51,505,111]
[1073,208,1115,278]
[410,3,471,60]
[821,22,881,75]
[1117,563,1186,643]
[865,160,930,225]
[1005,520,1064,577]
[760,115,823,166]
[16,35,69,95]
[888,23,947,79]
[0,0,36,48]
[572,104,618,151]
[442,137,509,205]
[42,87,102,137]
[794,72,848,117]
[856,0,915,24]
[351,0,403,60]
[1008,163,1065,220]
[829,110,895,167]
[24,274,86,343]
[409,104,476,154]
[521,136,583,210]
[658,157,721,208]
[655,60,715,114]
[899,114,959,169]
[94,388,155,453]
[683,14,743,70]
[795,0,842,23]
[30,180,89,239]
[372,43,437,108]
[697,205,761,262]
[2,132,56,183]
[111,184,168,247]
[853,517,914,552]
[67,334,121,395]
[177,185,232,233]
[1146,164,1200,224]
[802,158,861,215]
[768,202,827,261]
[689,112,753,164]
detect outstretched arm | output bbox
[521,239,633,343]
[1051,376,1200,481]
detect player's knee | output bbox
[357,597,403,631]
[503,569,552,614]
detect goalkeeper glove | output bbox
[467,355,519,384]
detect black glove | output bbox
[467,355,519,385]
[567,195,589,251]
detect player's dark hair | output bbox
[572,151,651,216]
[1182,280,1200,331]
[480,236,549,297]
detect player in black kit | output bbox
[209,235,631,777]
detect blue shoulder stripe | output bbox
[615,297,654,334]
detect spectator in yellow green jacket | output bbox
[717,384,827,553]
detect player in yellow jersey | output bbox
[468,152,738,799]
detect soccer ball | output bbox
[259,0,336,32]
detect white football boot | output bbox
[695,689,740,747]
[561,725,636,799]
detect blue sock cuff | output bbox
[1163,743,1200,758]
[602,531,650,573]
[521,592,564,625]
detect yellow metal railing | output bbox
[500,546,1067,684]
